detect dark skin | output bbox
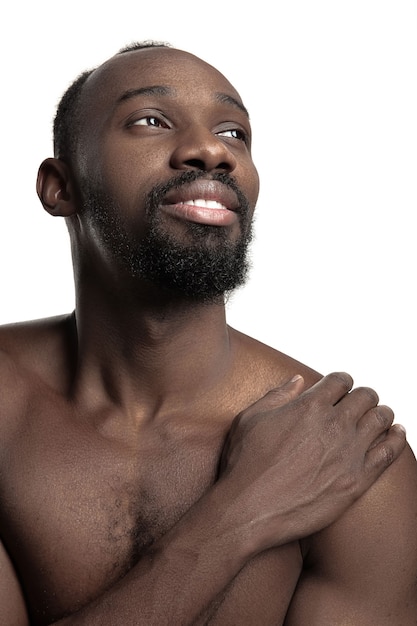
[0,47,416,625]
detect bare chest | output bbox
[1,408,302,624]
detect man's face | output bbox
[74,47,260,301]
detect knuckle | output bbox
[391,423,407,439]
[327,371,353,391]
[357,386,379,406]
[369,405,394,430]
[377,442,396,466]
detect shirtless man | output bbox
[0,41,416,625]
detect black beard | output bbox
[80,170,254,303]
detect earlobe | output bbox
[36,158,78,217]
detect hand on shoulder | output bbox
[217,371,407,554]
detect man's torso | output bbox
[0,316,316,624]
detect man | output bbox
[0,41,415,625]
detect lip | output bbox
[160,180,240,226]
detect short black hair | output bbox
[53,40,171,163]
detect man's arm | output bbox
[2,373,407,625]
[285,443,417,624]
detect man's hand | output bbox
[218,372,406,555]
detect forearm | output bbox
[56,480,253,626]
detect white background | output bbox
[1,1,416,452]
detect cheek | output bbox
[102,136,171,196]
[98,141,165,206]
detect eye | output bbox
[129,115,170,129]
[216,127,249,145]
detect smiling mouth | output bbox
[156,176,244,227]
[161,198,237,227]
[180,199,228,210]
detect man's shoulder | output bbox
[0,313,73,362]
[309,441,417,548]
[229,325,321,390]
[0,314,73,429]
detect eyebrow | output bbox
[116,85,249,118]
[117,85,173,103]
[215,93,249,118]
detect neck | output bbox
[71,282,234,420]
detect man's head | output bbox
[37,42,260,303]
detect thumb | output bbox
[260,374,305,411]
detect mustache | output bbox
[144,170,252,217]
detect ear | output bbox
[36,158,78,217]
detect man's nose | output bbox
[169,126,238,173]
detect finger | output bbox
[364,423,407,475]
[302,372,354,405]
[357,404,394,445]
[257,374,305,411]
[336,386,380,421]
[392,423,407,437]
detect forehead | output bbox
[80,47,245,119]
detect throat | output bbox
[72,310,235,417]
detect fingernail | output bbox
[290,374,303,382]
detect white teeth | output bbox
[183,199,226,210]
